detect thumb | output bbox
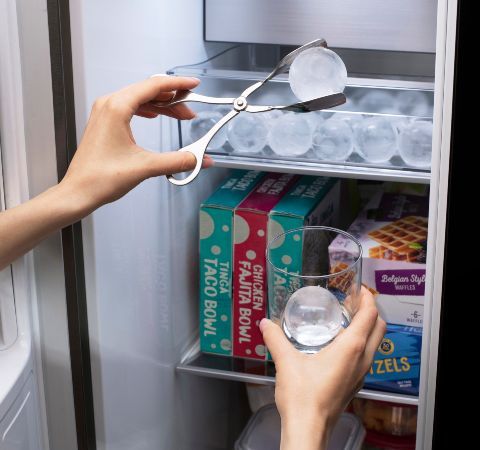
[259,318,295,363]
[142,150,213,178]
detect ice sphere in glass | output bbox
[282,286,343,348]
[397,90,431,117]
[354,116,398,163]
[398,120,433,168]
[227,114,268,154]
[312,119,354,161]
[189,111,227,150]
[269,113,313,156]
[288,47,347,102]
[357,90,398,114]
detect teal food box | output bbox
[199,170,265,355]
[365,324,422,395]
[267,176,340,323]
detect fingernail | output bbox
[150,73,170,78]
[188,77,201,83]
[259,318,269,333]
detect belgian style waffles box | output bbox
[199,170,265,355]
[233,172,299,360]
[329,190,428,327]
[267,176,341,323]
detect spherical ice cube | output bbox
[329,112,363,132]
[268,113,313,157]
[262,109,283,121]
[227,114,268,154]
[398,120,433,168]
[289,47,347,102]
[282,286,343,349]
[354,116,398,163]
[189,111,227,150]
[357,90,399,115]
[397,90,431,117]
[312,119,354,161]
[304,111,325,132]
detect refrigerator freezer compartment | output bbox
[176,346,419,406]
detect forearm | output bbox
[280,415,329,450]
[0,181,89,270]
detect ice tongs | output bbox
[150,39,346,186]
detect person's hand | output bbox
[60,75,213,215]
[260,287,386,450]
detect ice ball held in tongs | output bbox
[150,39,347,186]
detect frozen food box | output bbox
[233,172,299,360]
[329,190,428,326]
[365,324,422,396]
[199,170,265,355]
[267,176,341,323]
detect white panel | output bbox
[0,268,17,351]
[0,375,41,450]
[0,145,18,351]
[70,1,235,448]
[206,0,438,52]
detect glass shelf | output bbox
[176,348,419,406]
[210,153,430,184]
[169,45,434,183]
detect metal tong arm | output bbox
[167,109,239,186]
[245,93,346,113]
[149,90,235,108]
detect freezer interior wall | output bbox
[70,1,248,449]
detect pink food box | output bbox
[233,172,299,360]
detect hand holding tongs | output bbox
[150,39,346,186]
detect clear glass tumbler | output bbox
[267,226,362,353]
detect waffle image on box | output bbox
[329,190,428,327]
[267,176,341,323]
[233,172,299,360]
[199,170,265,355]
[365,324,422,396]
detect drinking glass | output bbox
[267,226,362,353]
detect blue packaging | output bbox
[364,324,422,396]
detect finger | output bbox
[202,155,214,168]
[135,103,196,121]
[363,317,387,365]
[140,150,199,177]
[168,103,197,120]
[153,91,176,102]
[259,318,296,362]
[136,110,159,119]
[117,76,200,112]
[340,287,378,340]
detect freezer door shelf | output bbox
[176,349,419,406]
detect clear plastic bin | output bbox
[235,404,365,450]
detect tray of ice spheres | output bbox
[177,81,432,174]
[173,44,433,178]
